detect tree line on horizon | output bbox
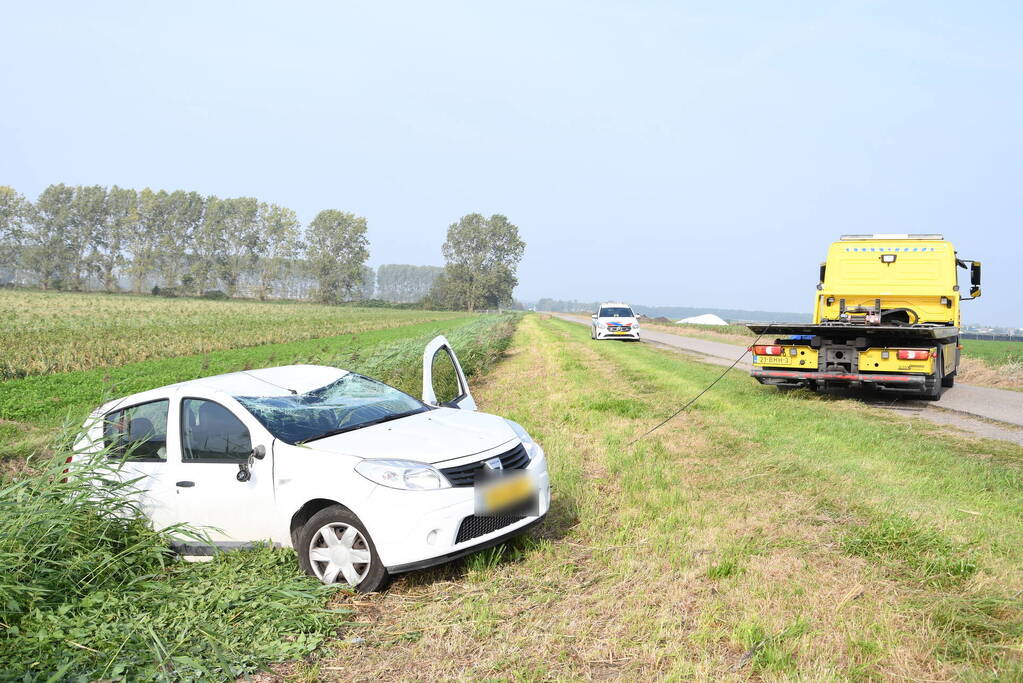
[0,184,525,310]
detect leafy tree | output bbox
[160,191,205,288]
[437,213,525,311]
[305,210,369,304]
[23,184,76,289]
[125,189,170,293]
[0,186,31,274]
[219,197,260,297]
[191,195,228,294]
[68,185,108,290]
[254,202,302,300]
[97,187,138,292]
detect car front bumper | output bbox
[362,449,551,571]
[595,328,639,339]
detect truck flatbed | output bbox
[746,323,959,340]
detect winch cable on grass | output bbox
[627,324,774,446]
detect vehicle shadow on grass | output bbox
[389,490,580,590]
[765,383,943,408]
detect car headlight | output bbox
[505,419,534,445]
[505,419,545,462]
[355,459,451,490]
[632,323,640,330]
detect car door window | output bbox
[430,348,464,405]
[104,399,169,461]
[181,398,252,462]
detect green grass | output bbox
[961,338,1023,367]
[318,314,1023,680]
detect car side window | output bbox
[431,348,463,405]
[104,399,169,461]
[181,398,252,462]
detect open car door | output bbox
[422,335,477,410]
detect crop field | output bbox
[0,289,466,379]
[299,315,1023,680]
[0,302,519,679]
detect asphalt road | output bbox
[550,313,1023,445]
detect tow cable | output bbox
[627,323,775,446]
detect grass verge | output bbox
[305,313,1023,680]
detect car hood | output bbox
[306,408,517,465]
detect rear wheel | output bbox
[298,505,389,593]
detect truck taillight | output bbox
[896,349,931,361]
[752,345,783,356]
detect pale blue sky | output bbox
[2,1,1020,324]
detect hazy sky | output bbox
[2,2,1021,325]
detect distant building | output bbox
[676,313,728,326]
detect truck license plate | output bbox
[756,355,790,365]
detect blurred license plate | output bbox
[611,329,629,334]
[475,471,538,515]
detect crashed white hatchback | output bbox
[73,336,550,592]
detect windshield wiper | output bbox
[299,408,427,444]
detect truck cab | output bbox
[749,234,981,400]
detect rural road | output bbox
[550,313,1023,445]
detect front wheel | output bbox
[298,505,389,593]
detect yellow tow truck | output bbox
[748,234,981,400]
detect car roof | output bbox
[97,364,350,414]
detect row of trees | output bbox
[0,184,369,303]
[0,184,526,310]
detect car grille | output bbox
[455,514,524,544]
[439,443,530,487]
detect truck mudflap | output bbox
[752,369,927,389]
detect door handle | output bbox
[176,480,195,488]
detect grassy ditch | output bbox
[309,314,1023,680]
[0,313,520,680]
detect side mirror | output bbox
[970,261,981,286]
[251,444,266,460]
[591,314,598,319]
[970,286,981,299]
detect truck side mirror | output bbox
[970,261,981,286]
[970,286,981,298]
[817,263,826,290]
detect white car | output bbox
[590,302,641,341]
[73,336,550,592]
